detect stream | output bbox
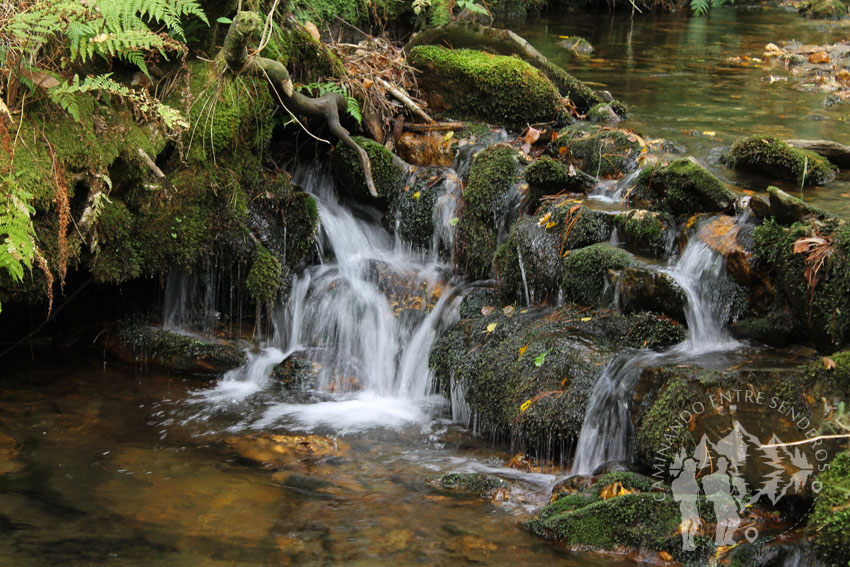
[1,6,847,566]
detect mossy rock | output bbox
[426,473,507,498]
[388,169,441,250]
[725,137,837,186]
[608,267,687,323]
[494,216,563,304]
[547,126,642,179]
[561,243,635,306]
[409,46,567,131]
[246,245,283,307]
[90,199,142,284]
[630,159,735,217]
[810,451,850,566]
[107,318,246,375]
[613,209,675,257]
[558,36,594,54]
[587,103,621,123]
[753,218,850,350]
[545,202,615,251]
[281,191,320,267]
[330,136,405,201]
[765,185,829,225]
[271,355,319,390]
[524,157,596,210]
[802,0,848,19]
[456,144,522,279]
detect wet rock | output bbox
[613,209,675,257]
[586,103,621,123]
[408,46,568,131]
[558,36,594,54]
[387,168,441,250]
[801,0,848,19]
[695,215,760,288]
[752,217,850,350]
[396,131,458,167]
[456,144,523,279]
[494,216,562,304]
[548,125,643,179]
[459,288,497,319]
[550,474,593,501]
[330,135,406,201]
[426,472,508,498]
[729,539,823,567]
[730,314,794,347]
[0,432,22,476]
[524,157,596,211]
[767,185,828,225]
[630,158,735,217]
[104,318,246,375]
[226,433,349,468]
[562,243,635,307]
[724,136,837,186]
[544,200,615,251]
[810,451,850,566]
[430,305,684,456]
[271,355,320,390]
[608,268,687,324]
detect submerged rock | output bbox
[226,433,349,468]
[608,267,687,324]
[724,136,837,186]
[630,158,735,217]
[426,473,508,499]
[408,46,568,131]
[104,318,246,375]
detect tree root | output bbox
[221,11,378,197]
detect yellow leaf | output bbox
[444,131,454,141]
[520,399,532,412]
[545,221,556,229]
[558,35,570,39]
[703,131,716,137]
[824,357,837,370]
[580,317,592,322]
[519,344,529,356]
[537,212,552,227]
[412,191,421,200]
[484,322,498,333]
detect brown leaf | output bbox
[824,357,837,370]
[793,236,827,254]
[809,51,830,64]
[524,126,541,146]
[19,68,60,89]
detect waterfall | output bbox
[572,218,743,474]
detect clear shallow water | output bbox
[0,353,626,567]
[514,6,850,216]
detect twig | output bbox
[137,148,165,178]
[373,76,433,123]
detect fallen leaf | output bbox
[537,212,552,227]
[444,131,454,141]
[449,217,460,226]
[703,131,716,137]
[503,305,515,317]
[363,78,374,89]
[520,399,532,412]
[534,349,551,367]
[580,316,592,322]
[19,68,60,89]
[412,191,421,200]
[545,221,556,229]
[824,357,837,370]
[485,322,498,333]
[519,344,529,356]
[558,146,568,157]
[809,51,830,64]
[481,305,494,316]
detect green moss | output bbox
[630,159,734,217]
[289,0,412,29]
[408,46,566,131]
[113,318,246,374]
[389,174,439,250]
[536,59,627,117]
[271,356,318,390]
[494,217,561,303]
[635,373,697,464]
[90,199,141,284]
[246,245,283,307]
[547,126,641,179]
[330,135,404,200]
[524,157,595,210]
[456,144,522,279]
[587,103,617,122]
[725,136,837,186]
[803,0,848,19]
[263,24,344,83]
[613,209,674,257]
[426,473,507,498]
[282,192,319,267]
[810,451,850,566]
[561,243,635,306]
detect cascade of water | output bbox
[572,218,744,474]
[162,268,196,331]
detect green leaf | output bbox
[449,217,459,227]
[216,16,232,24]
[534,349,551,368]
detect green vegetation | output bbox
[561,243,635,306]
[524,157,595,210]
[810,451,850,566]
[408,46,566,131]
[246,245,283,308]
[630,159,734,217]
[613,209,674,257]
[331,136,405,200]
[547,126,641,179]
[725,137,837,186]
[426,473,507,498]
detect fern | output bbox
[690,0,733,15]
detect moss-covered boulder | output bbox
[765,185,829,225]
[494,217,562,304]
[426,473,508,498]
[810,451,850,566]
[752,217,850,350]
[387,169,442,250]
[331,135,406,201]
[271,354,319,391]
[608,268,687,323]
[802,0,848,19]
[524,157,596,210]
[430,305,684,456]
[408,46,567,131]
[630,159,735,217]
[547,126,642,179]
[104,318,246,375]
[613,209,675,257]
[725,137,838,186]
[456,144,523,279]
[561,243,635,306]
[527,472,685,559]
[587,103,621,123]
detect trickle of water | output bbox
[162,268,196,332]
[517,245,531,307]
[572,217,743,474]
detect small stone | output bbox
[809,51,831,64]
